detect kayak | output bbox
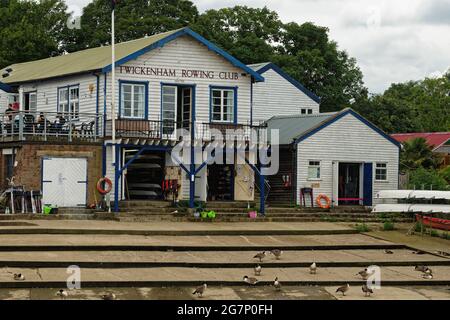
[416,214,450,231]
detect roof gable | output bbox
[0,82,12,93]
[391,132,450,150]
[249,62,321,103]
[1,27,264,84]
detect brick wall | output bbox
[1,143,103,206]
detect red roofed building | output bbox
[391,132,450,166]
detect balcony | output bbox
[0,111,103,143]
[105,119,267,145]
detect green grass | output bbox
[355,223,370,232]
[382,220,395,231]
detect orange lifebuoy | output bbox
[97,177,112,195]
[316,194,331,209]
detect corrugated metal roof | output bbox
[266,112,337,144]
[391,132,450,150]
[0,29,182,84]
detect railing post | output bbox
[94,115,98,141]
[18,112,24,141]
[44,113,47,141]
[68,115,72,142]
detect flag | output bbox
[111,0,118,10]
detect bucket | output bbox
[248,211,257,219]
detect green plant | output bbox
[382,220,395,231]
[414,222,425,232]
[430,229,439,237]
[355,223,370,232]
[408,167,448,190]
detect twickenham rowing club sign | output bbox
[119,65,240,80]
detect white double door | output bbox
[42,157,87,207]
[161,85,192,137]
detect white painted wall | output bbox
[0,89,8,113]
[296,113,399,206]
[252,68,319,123]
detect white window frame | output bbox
[120,82,146,119]
[58,85,79,119]
[301,108,313,115]
[211,88,235,123]
[29,92,37,112]
[375,162,388,182]
[307,160,321,180]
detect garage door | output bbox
[42,157,87,207]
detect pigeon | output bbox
[336,284,350,296]
[254,265,262,276]
[192,284,207,298]
[384,249,394,254]
[414,265,430,273]
[273,277,282,291]
[362,284,373,297]
[243,276,258,285]
[253,251,266,262]
[309,262,317,274]
[101,292,116,300]
[270,249,283,260]
[13,273,25,281]
[56,289,68,299]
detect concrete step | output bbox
[1,266,449,288]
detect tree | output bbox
[408,167,448,190]
[400,137,442,171]
[192,6,281,64]
[0,0,70,68]
[65,0,199,52]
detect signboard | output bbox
[119,66,240,80]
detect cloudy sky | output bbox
[66,0,450,93]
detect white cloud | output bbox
[65,0,450,93]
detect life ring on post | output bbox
[316,194,331,209]
[97,177,112,195]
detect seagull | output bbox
[384,249,394,254]
[270,249,283,260]
[254,265,262,276]
[192,284,207,298]
[13,273,25,281]
[101,292,117,300]
[253,251,266,262]
[56,289,68,299]
[310,262,317,274]
[414,265,430,273]
[273,277,282,291]
[243,275,259,285]
[336,284,350,296]
[362,284,373,297]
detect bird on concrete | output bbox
[254,265,262,276]
[309,262,317,274]
[270,249,283,260]
[101,292,117,300]
[243,275,259,285]
[56,289,68,300]
[192,284,207,298]
[422,273,433,280]
[362,284,373,297]
[253,251,267,263]
[273,277,282,291]
[336,284,350,296]
[13,273,25,281]
[414,265,430,273]
[384,249,394,254]
[356,268,373,280]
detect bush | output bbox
[383,220,395,231]
[439,166,450,184]
[408,167,448,190]
[355,223,370,232]
[430,229,439,237]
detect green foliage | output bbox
[439,166,450,184]
[353,75,450,133]
[355,223,370,232]
[401,138,442,171]
[408,167,449,190]
[382,220,395,231]
[0,0,70,68]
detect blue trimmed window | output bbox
[119,81,148,119]
[210,87,236,123]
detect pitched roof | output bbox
[391,132,450,150]
[266,108,401,148]
[0,27,264,85]
[248,62,321,104]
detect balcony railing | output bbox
[105,119,267,143]
[0,111,103,143]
